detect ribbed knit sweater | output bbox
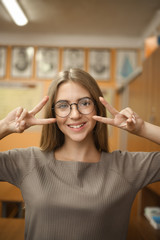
[0,147,160,240]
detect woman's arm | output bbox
[93,97,160,145]
[0,118,11,140]
[137,121,160,144]
[0,96,56,140]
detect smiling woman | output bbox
[40,68,108,152]
[1,68,160,240]
[51,81,97,151]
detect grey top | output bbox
[0,147,160,240]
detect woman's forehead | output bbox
[55,81,91,101]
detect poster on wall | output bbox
[62,48,85,70]
[88,49,110,81]
[11,46,34,78]
[0,46,7,78]
[116,50,138,84]
[36,47,59,79]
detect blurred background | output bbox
[0,0,160,239]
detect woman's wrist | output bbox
[136,121,160,144]
[0,118,11,140]
[135,120,146,137]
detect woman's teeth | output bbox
[69,123,84,129]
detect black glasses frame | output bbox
[52,97,95,118]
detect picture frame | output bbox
[62,48,85,70]
[36,47,59,79]
[11,46,34,78]
[116,49,138,84]
[0,46,7,78]
[88,49,110,81]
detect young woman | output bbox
[0,68,160,240]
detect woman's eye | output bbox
[80,100,90,106]
[57,103,68,109]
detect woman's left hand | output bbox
[92,97,144,134]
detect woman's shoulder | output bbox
[101,149,160,170]
[0,147,54,186]
[1,146,53,166]
[101,149,122,160]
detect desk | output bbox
[0,182,23,217]
[0,218,25,240]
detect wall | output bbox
[0,32,142,48]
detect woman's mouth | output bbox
[68,123,86,129]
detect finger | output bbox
[19,121,26,132]
[127,117,136,124]
[17,109,28,122]
[29,96,49,115]
[33,118,56,125]
[16,107,23,120]
[15,120,26,132]
[99,97,119,116]
[92,115,114,125]
[120,107,134,116]
[131,117,136,124]
[120,108,135,122]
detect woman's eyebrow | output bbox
[55,99,69,104]
[56,96,91,103]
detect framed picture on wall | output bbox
[36,47,59,79]
[116,49,138,84]
[11,46,34,78]
[0,46,7,78]
[62,48,85,70]
[88,49,111,81]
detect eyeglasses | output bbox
[52,97,95,118]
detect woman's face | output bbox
[54,81,97,144]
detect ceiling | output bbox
[0,0,160,45]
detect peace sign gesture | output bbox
[93,97,144,134]
[4,96,56,135]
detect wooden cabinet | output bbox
[126,47,160,239]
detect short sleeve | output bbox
[0,147,38,187]
[112,151,160,190]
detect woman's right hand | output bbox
[3,96,56,134]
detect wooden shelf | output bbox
[127,46,160,240]
[135,216,160,240]
[147,183,160,197]
[132,186,160,240]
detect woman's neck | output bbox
[55,138,101,163]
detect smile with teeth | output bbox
[68,123,85,129]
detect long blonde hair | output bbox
[40,68,109,152]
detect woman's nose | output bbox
[69,105,81,119]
